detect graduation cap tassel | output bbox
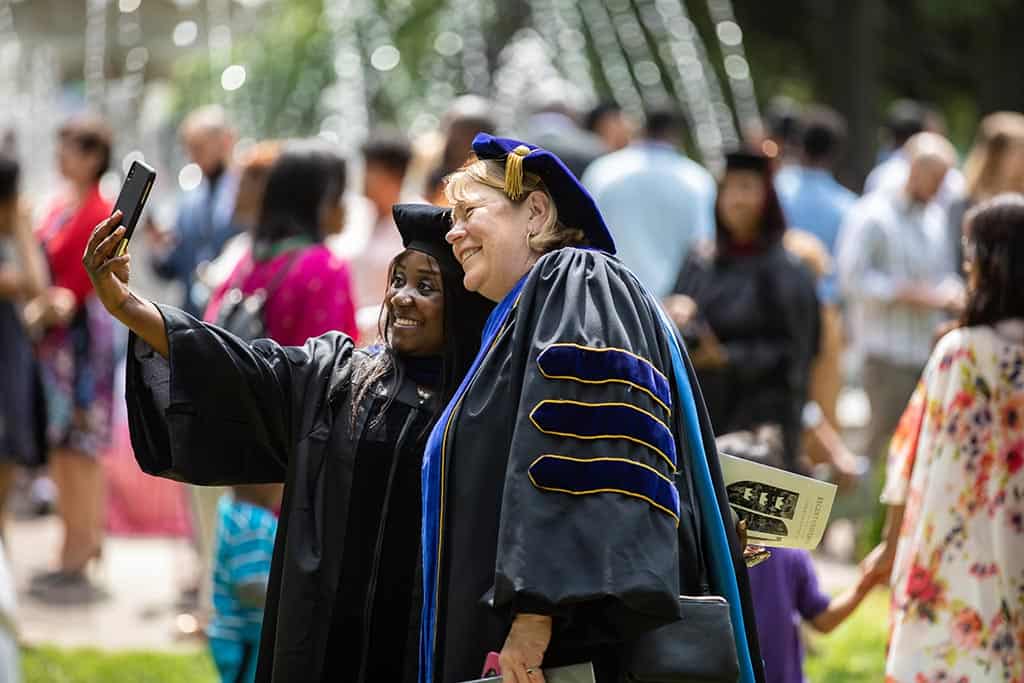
[504,145,531,200]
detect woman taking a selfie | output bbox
[82,200,491,683]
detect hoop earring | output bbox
[526,230,536,248]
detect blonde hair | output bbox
[962,112,1024,200]
[444,158,587,253]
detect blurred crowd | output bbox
[1,90,1023,683]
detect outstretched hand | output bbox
[82,211,133,315]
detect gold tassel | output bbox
[504,145,531,200]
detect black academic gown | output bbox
[429,248,765,683]
[672,242,820,470]
[125,305,432,683]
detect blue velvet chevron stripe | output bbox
[537,343,672,413]
[529,399,677,471]
[528,454,680,524]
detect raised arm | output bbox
[82,211,169,356]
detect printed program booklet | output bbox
[720,452,837,550]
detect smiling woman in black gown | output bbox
[81,203,491,683]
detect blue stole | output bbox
[419,276,526,683]
[652,304,757,683]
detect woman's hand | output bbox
[664,294,698,329]
[81,211,170,358]
[499,613,552,683]
[83,211,133,315]
[22,286,76,330]
[690,328,728,369]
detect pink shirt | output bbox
[204,244,358,346]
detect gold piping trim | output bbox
[537,367,671,416]
[528,454,680,526]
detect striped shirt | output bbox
[837,188,959,368]
[208,495,278,643]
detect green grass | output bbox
[804,589,889,682]
[19,593,889,682]
[22,646,217,683]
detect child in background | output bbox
[208,484,281,683]
[747,547,876,683]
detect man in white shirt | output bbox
[864,100,964,209]
[582,110,716,297]
[838,132,963,463]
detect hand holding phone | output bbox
[111,160,156,257]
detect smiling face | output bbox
[386,250,445,356]
[446,182,540,302]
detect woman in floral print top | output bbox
[865,193,1024,682]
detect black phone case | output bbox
[113,160,156,251]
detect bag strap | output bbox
[258,247,304,302]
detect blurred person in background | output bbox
[583,109,715,297]
[330,131,416,340]
[782,229,866,488]
[837,132,963,466]
[208,483,281,683]
[27,113,117,603]
[747,96,804,166]
[667,149,820,473]
[521,82,607,176]
[946,111,1024,271]
[439,96,497,175]
[0,156,48,534]
[409,95,496,204]
[205,139,357,347]
[865,99,964,209]
[198,140,283,292]
[194,140,357,632]
[776,105,858,451]
[863,194,1024,682]
[149,105,242,317]
[583,102,635,152]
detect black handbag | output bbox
[215,250,301,341]
[625,594,739,683]
[624,430,741,682]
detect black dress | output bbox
[126,305,435,683]
[671,242,820,470]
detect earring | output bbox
[526,230,536,247]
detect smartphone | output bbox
[112,160,156,256]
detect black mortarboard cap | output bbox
[470,133,616,254]
[392,203,460,275]
[724,148,773,174]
